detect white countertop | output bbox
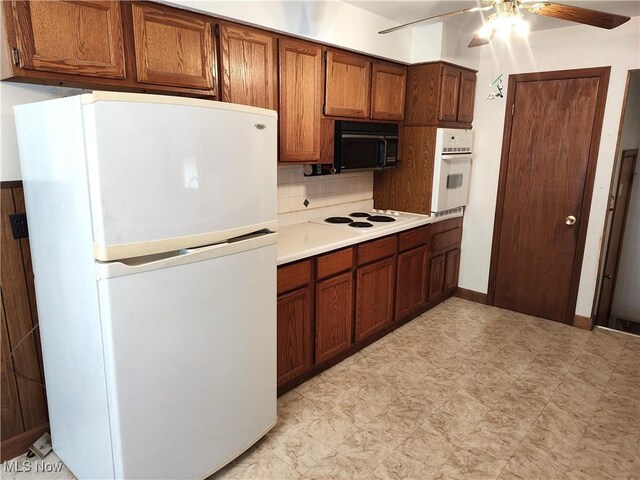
[276,210,463,265]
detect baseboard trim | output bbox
[573,314,593,331]
[1,424,49,462]
[454,287,487,305]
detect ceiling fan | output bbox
[378,1,632,47]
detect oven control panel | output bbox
[440,128,473,153]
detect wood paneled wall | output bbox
[1,183,48,462]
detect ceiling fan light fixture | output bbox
[477,11,530,41]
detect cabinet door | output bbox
[131,3,215,91]
[395,245,429,320]
[219,23,277,109]
[11,0,125,78]
[428,253,446,302]
[316,272,353,364]
[324,50,370,118]
[279,38,323,162]
[444,248,460,294]
[277,287,313,386]
[355,256,395,342]
[370,61,407,121]
[438,65,460,122]
[457,70,476,124]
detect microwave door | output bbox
[340,135,385,171]
[435,154,472,211]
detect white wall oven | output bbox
[432,128,473,213]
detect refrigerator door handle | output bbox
[96,231,277,280]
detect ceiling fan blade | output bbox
[532,2,631,29]
[468,30,494,48]
[379,5,493,34]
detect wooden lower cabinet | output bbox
[355,256,396,342]
[395,245,429,320]
[315,272,353,364]
[429,253,446,302]
[444,248,460,294]
[277,286,313,386]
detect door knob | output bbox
[565,215,577,225]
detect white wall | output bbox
[611,72,640,321]
[166,0,413,62]
[458,17,640,318]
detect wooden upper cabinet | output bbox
[9,0,125,78]
[279,38,323,163]
[404,62,476,127]
[324,49,371,119]
[438,64,460,122]
[131,3,215,92]
[371,61,406,121]
[219,22,277,110]
[457,69,476,124]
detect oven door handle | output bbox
[441,154,473,162]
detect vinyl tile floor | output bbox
[3,298,639,480]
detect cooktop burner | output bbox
[325,216,353,224]
[368,215,395,222]
[311,209,417,234]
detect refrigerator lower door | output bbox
[97,241,276,479]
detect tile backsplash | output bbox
[277,166,374,226]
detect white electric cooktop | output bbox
[309,209,417,234]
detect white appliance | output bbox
[432,128,473,213]
[14,92,278,480]
[310,209,416,233]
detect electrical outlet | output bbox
[9,213,28,239]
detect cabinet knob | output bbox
[565,215,577,226]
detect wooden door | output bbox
[457,70,476,124]
[438,65,460,122]
[324,50,370,118]
[395,245,429,319]
[10,0,125,78]
[355,257,395,341]
[371,61,407,121]
[444,248,460,294]
[279,38,323,162]
[428,253,445,302]
[315,272,353,363]
[218,23,277,109]
[277,287,313,386]
[489,68,610,323]
[596,150,638,326]
[131,3,215,91]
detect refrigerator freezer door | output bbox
[98,243,276,479]
[82,94,277,260]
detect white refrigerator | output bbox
[14,92,278,479]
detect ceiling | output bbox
[344,1,640,32]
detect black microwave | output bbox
[334,121,398,172]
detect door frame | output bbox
[595,149,638,326]
[487,67,611,323]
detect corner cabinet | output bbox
[278,38,324,163]
[404,61,477,127]
[6,0,126,78]
[218,22,277,110]
[131,3,216,92]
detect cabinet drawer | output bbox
[317,247,353,280]
[432,227,462,254]
[277,260,312,295]
[399,225,431,252]
[357,235,397,265]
